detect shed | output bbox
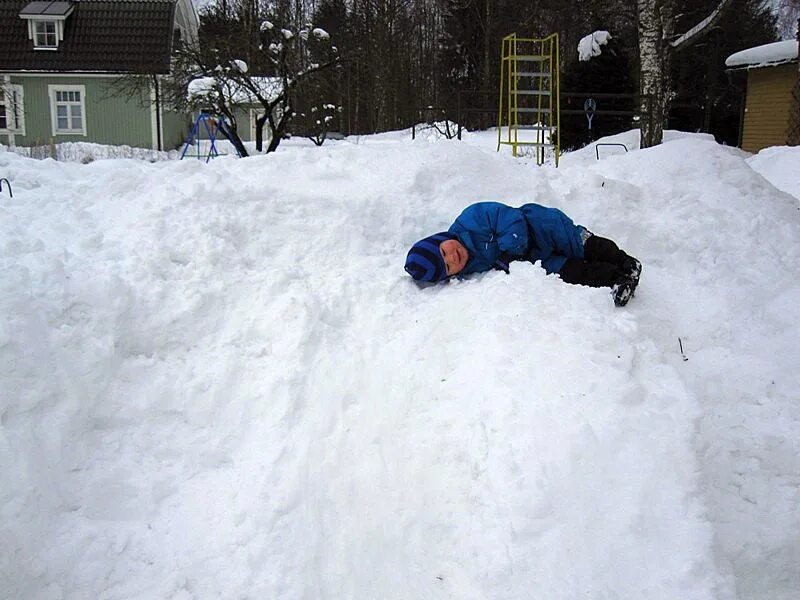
[725,40,799,152]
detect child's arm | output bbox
[494,207,529,256]
[454,202,529,256]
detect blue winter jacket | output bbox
[447,202,586,275]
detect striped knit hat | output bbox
[404,232,459,282]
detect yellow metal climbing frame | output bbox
[497,33,561,166]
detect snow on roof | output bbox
[187,76,282,105]
[725,40,798,69]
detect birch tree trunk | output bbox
[482,0,491,92]
[637,0,670,148]
[637,0,733,148]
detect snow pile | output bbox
[725,40,798,68]
[558,129,722,163]
[578,30,612,61]
[3,142,177,163]
[746,144,800,200]
[1,130,799,599]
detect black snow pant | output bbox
[557,235,632,288]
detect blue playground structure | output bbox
[180,112,243,162]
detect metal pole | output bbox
[0,178,12,198]
[457,90,462,140]
[555,33,561,167]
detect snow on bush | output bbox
[578,30,612,61]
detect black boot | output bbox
[612,277,638,307]
[561,258,640,307]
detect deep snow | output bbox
[1,130,799,600]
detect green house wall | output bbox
[161,106,190,150]
[3,75,189,150]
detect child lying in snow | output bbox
[404,201,642,307]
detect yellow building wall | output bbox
[741,63,797,153]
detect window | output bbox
[34,21,57,48]
[56,90,82,131]
[49,85,86,136]
[19,2,73,51]
[0,91,7,130]
[0,85,25,134]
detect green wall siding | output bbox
[4,75,190,151]
[161,107,190,150]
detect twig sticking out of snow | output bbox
[678,338,689,362]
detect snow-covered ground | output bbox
[1,130,798,600]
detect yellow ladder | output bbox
[497,33,560,166]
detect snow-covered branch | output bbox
[670,0,733,51]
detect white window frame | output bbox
[24,18,66,51]
[34,20,57,48]
[0,83,25,135]
[48,84,87,136]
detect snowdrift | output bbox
[1,132,798,599]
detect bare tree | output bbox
[250,21,341,151]
[777,0,800,38]
[298,103,341,145]
[637,0,734,147]
[179,13,341,154]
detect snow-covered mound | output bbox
[1,131,798,599]
[7,141,178,163]
[746,144,800,201]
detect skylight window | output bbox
[19,1,74,50]
[35,20,57,47]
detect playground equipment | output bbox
[180,112,243,162]
[595,143,628,160]
[497,33,561,166]
[0,177,11,198]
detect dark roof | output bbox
[19,1,73,16]
[0,0,177,74]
